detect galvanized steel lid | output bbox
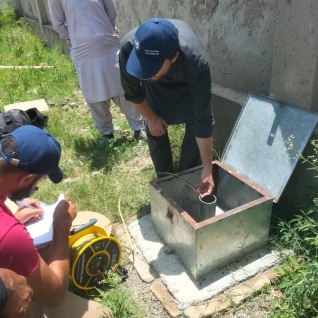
[221,92,318,202]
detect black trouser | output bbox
[145,123,200,176]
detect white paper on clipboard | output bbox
[25,194,64,247]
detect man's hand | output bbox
[54,198,77,226]
[148,116,167,136]
[15,198,43,224]
[0,268,33,318]
[195,136,214,198]
[28,198,77,307]
[197,168,214,198]
[134,100,166,136]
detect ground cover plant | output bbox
[267,140,318,318]
[97,271,146,318]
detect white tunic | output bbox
[48,0,124,103]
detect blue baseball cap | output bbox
[0,125,63,184]
[126,18,179,80]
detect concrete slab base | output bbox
[128,214,281,310]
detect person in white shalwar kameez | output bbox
[48,0,145,139]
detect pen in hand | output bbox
[15,200,39,210]
[14,200,44,223]
[15,200,45,217]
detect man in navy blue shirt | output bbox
[120,18,215,197]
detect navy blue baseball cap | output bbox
[0,125,63,184]
[126,18,179,80]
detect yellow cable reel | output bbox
[69,219,122,290]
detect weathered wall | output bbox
[116,0,278,96]
[17,0,50,25]
[20,0,38,20]
[270,0,318,111]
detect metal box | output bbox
[149,93,318,281]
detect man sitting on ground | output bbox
[0,125,113,318]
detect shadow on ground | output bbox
[74,135,138,172]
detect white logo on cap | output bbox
[135,36,140,50]
[144,49,159,55]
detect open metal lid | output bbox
[221,92,318,202]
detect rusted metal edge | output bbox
[149,161,273,230]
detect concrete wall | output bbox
[8,0,279,98]
[270,0,318,112]
[114,0,281,149]
[116,0,278,96]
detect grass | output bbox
[0,8,194,316]
[0,7,158,221]
[97,271,146,318]
[264,141,318,318]
[0,8,78,108]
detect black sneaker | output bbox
[103,133,114,139]
[134,128,147,141]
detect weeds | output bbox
[270,256,318,317]
[0,5,16,28]
[269,139,318,317]
[97,271,145,318]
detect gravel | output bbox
[125,265,170,318]
[221,294,273,318]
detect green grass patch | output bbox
[97,272,146,318]
[0,8,78,109]
[268,141,318,317]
